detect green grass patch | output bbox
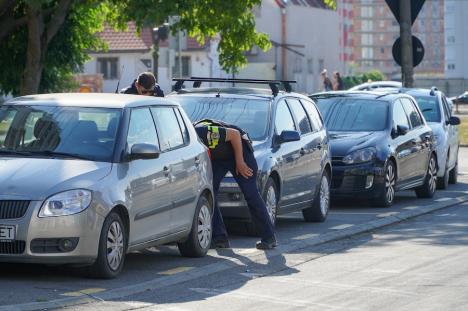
[460,116,468,146]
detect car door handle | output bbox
[194,157,200,166]
[316,143,322,150]
[300,148,306,155]
[163,166,170,176]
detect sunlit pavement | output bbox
[1,148,467,311]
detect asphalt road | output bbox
[1,148,468,310]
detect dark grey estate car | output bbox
[169,78,332,232]
[0,93,213,278]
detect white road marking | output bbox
[61,288,106,297]
[377,212,400,218]
[158,266,193,276]
[435,197,453,202]
[330,224,354,230]
[292,233,318,240]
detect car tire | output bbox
[437,155,449,190]
[415,154,437,198]
[449,161,458,184]
[178,195,212,257]
[302,170,330,222]
[244,177,278,237]
[88,211,127,279]
[372,160,396,207]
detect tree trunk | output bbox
[20,6,44,96]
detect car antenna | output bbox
[115,65,125,93]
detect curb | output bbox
[2,195,468,311]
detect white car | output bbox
[401,87,461,189]
[349,81,402,91]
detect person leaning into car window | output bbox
[120,72,164,97]
[194,120,278,250]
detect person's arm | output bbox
[225,128,253,178]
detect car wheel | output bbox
[449,160,458,184]
[415,154,437,198]
[178,195,212,257]
[437,155,449,190]
[88,211,127,279]
[373,160,396,207]
[302,170,330,222]
[244,177,278,236]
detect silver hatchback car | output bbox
[0,93,213,278]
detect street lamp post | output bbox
[151,23,169,82]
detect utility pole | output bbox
[399,0,413,87]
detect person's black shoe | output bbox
[255,237,278,250]
[212,239,231,249]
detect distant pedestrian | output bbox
[120,72,164,97]
[321,69,333,92]
[333,71,344,91]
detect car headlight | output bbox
[342,147,376,164]
[39,189,92,217]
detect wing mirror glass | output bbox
[129,143,160,160]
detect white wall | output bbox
[83,52,153,93]
[444,0,468,79]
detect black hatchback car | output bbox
[170,78,332,231]
[310,91,437,207]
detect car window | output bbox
[0,109,17,146]
[275,100,296,134]
[174,108,190,144]
[393,100,411,129]
[287,98,312,135]
[400,98,423,128]
[151,107,185,151]
[301,99,323,131]
[127,108,159,150]
[410,95,441,123]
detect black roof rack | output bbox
[172,77,297,96]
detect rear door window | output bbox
[301,99,323,132]
[287,98,312,135]
[127,108,159,150]
[393,100,411,129]
[151,107,185,151]
[401,98,423,128]
[275,100,296,134]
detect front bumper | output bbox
[331,161,386,198]
[0,200,104,264]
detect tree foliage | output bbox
[0,0,336,95]
[343,70,386,89]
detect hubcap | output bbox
[107,221,124,271]
[197,204,212,249]
[265,185,277,224]
[385,164,395,203]
[320,175,330,216]
[428,157,437,193]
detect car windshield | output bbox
[314,97,388,131]
[172,96,270,141]
[410,95,441,122]
[0,105,121,162]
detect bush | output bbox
[343,70,386,89]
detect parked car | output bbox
[400,87,460,189]
[169,78,332,233]
[310,91,437,207]
[451,91,468,104]
[349,81,402,91]
[0,93,213,278]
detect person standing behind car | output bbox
[193,119,278,250]
[321,69,333,92]
[120,72,164,97]
[333,71,344,90]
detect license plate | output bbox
[0,225,16,241]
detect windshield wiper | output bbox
[0,150,33,156]
[27,150,94,161]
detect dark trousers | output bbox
[211,150,276,242]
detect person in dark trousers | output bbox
[194,119,278,250]
[320,69,333,92]
[333,71,344,91]
[120,72,164,97]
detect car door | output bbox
[286,98,320,203]
[391,100,416,185]
[151,106,198,233]
[272,99,306,207]
[400,97,431,179]
[441,95,459,169]
[126,107,173,245]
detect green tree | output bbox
[0,0,336,96]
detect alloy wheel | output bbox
[428,157,437,194]
[265,185,277,224]
[107,221,124,271]
[385,164,396,204]
[320,175,330,216]
[197,204,212,249]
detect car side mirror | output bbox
[129,143,160,160]
[448,116,460,126]
[278,130,300,144]
[395,125,409,137]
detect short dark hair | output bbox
[137,72,156,89]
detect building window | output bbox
[448,64,455,70]
[361,33,373,45]
[447,36,455,43]
[173,56,191,78]
[362,47,373,59]
[294,57,303,73]
[379,20,385,28]
[381,47,385,54]
[307,58,314,74]
[318,59,324,72]
[97,58,119,80]
[361,6,373,18]
[362,20,373,31]
[379,34,385,41]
